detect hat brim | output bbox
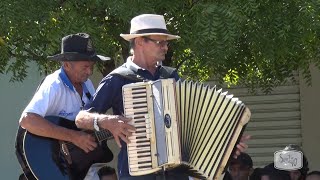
[47,52,110,61]
[120,33,180,41]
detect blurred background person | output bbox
[306,171,320,180]
[228,152,254,180]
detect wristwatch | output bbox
[93,115,100,131]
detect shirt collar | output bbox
[126,56,161,73]
[58,67,75,92]
[58,67,89,95]
[126,56,143,72]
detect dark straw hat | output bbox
[47,33,110,61]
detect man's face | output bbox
[142,35,169,62]
[261,175,271,180]
[65,60,95,83]
[306,174,320,180]
[228,164,251,180]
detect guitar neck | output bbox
[42,116,113,143]
[95,129,113,142]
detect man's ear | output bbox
[135,37,144,47]
[62,61,67,69]
[63,61,73,70]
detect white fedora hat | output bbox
[120,14,181,41]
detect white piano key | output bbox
[125,108,148,113]
[131,123,148,127]
[128,137,149,142]
[124,105,148,109]
[129,157,152,164]
[127,146,151,152]
[130,165,153,171]
[124,98,148,103]
[128,141,150,147]
[123,89,147,94]
[123,89,147,93]
[130,167,154,172]
[128,152,151,157]
[128,136,148,140]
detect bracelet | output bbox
[93,115,100,131]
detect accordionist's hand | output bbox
[99,115,136,148]
[234,134,251,158]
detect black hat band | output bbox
[132,28,169,34]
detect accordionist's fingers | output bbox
[233,134,251,158]
[241,134,251,142]
[120,122,136,132]
[119,133,130,144]
[119,116,132,123]
[118,117,136,132]
[121,129,132,137]
[106,115,135,132]
[112,124,132,147]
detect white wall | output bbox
[0,62,43,179]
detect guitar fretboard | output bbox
[95,129,113,142]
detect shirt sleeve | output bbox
[22,81,58,117]
[85,75,124,114]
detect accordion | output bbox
[122,79,251,179]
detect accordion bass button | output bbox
[164,114,171,128]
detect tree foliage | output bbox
[1,0,320,91]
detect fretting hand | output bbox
[71,131,97,153]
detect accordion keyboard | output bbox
[123,85,160,175]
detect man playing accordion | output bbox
[76,14,250,180]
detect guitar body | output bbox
[22,116,113,180]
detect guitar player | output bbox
[16,33,134,180]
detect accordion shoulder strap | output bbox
[158,66,177,79]
[110,66,145,82]
[110,65,177,82]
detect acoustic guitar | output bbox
[22,116,113,180]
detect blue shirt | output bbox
[85,59,179,178]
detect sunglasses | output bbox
[143,37,169,47]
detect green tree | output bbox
[1,0,320,92]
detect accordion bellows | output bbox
[122,79,251,179]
